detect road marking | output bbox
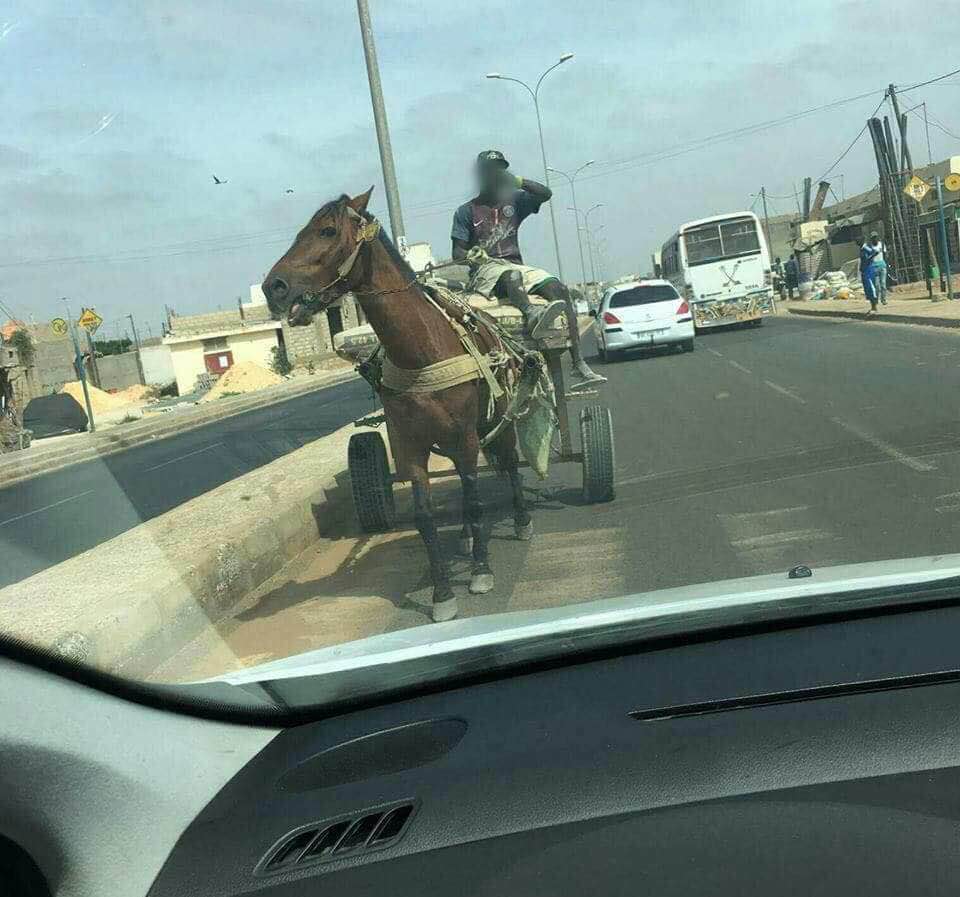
[0,490,94,527]
[763,380,806,404]
[935,492,960,514]
[728,360,753,374]
[718,505,841,574]
[831,417,936,472]
[706,347,723,357]
[731,528,832,549]
[144,442,224,472]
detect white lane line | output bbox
[706,347,723,357]
[831,417,936,472]
[144,441,224,472]
[728,360,753,374]
[731,528,832,550]
[935,492,960,514]
[0,490,94,527]
[763,380,806,404]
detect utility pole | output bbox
[355,0,406,254]
[60,298,95,432]
[127,313,146,384]
[760,186,772,251]
[888,83,913,173]
[84,328,101,389]
[923,102,933,166]
[935,175,955,301]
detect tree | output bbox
[268,345,293,376]
[8,329,35,368]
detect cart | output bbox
[344,322,616,533]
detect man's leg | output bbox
[536,280,606,385]
[495,271,565,339]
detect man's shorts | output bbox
[469,258,558,299]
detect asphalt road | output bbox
[155,313,960,680]
[0,377,375,588]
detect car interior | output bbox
[6,592,960,897]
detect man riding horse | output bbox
[451,150,606,387]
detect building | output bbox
[163,306,281,395]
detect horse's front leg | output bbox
[455,443,494,595]
[409,457,456,622]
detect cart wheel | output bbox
[580,405,615,503]
[348,431,396,532]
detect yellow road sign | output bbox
[904,175,930,203]
[50,317,68,336]
[945,173,960,193]
[77,307,103,334]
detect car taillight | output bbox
[677,300,689,315]
[602,311,621,325]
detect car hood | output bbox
[201,554,960,709]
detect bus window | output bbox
[719,219,760,256]
[684,224,723,264]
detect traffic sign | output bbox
[50,317,68,336]
[77,307,103,334]
[945,173,960,193]
[904,175,930,203]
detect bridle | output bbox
[311,206,417,300]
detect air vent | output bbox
[258,801,416,876]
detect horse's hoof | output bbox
[515,521,533,541]
[458,536,474,556]
[469,573,495,594]
[431,597,458,622]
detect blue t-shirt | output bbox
[451,189,542,264]
[860,243,878,271]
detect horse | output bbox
[262,188,533,623]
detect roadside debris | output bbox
[198,360,282,403]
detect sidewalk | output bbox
[787,290,960,330]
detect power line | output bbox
[900,67,960,92]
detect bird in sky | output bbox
[285,188,294,194]
[212,175,227,185]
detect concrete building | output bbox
[163,306,281,396]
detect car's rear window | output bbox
[609,285,679,307]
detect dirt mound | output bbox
[61,381,128,414]
[199,361,282,402]
[114,384,157,405]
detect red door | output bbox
[204,351,233,375]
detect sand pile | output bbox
[62,381,128,414]
[114,384,156,405]
[200,361,282,403]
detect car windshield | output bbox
[2,2,958,713]
[609,285,679,307]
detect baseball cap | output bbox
[476,149,509,168]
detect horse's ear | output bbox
[347,186,374,214]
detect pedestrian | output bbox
[784,255,799,300]
[859,238,879,313]
[869,231,888,305]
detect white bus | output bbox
[660,211,774,330]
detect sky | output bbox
[1,0,959,338]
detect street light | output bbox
[582,203,603,286]
[485,52,574,280]
[590,224,607,284]
[548,160,593,289]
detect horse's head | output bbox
[263,187,374,326]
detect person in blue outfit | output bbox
[859,238,879,313]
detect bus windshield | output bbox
[684,218,761,265]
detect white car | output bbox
[592,279,695,360]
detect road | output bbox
[156,313,960,680]
[0,378,374,588]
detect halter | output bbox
[312,206,382,295]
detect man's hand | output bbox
[512,175,552,203]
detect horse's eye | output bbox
[319,226,337,238]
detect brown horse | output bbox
[263,188,532,622]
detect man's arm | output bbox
[516,176,552,203]
[451,203,472,261]
[452,238,469,262]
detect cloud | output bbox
[0,144,37,170]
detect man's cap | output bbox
[870,230,880,238]
[477,149,509,168]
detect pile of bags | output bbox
[808,270,859,301]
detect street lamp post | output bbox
[548,160,593,290]
[590,225,607,283]
[356,0,406,252]
[583,203,603,288]
[486,53,573,281]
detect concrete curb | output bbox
[0,422,357,676]
[788,306,960,329]
[0,367,359,490]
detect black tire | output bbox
[348,431,396,532]
[580,405,615,503]
[597,339,607,362]
[682,338,695,352]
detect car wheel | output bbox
[682,338,695,352]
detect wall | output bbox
[226,328,279,367]
[280,295,361,367]
[31,331,76,399]
[140,344,175,386]
[95,353,142,391]
[169,341,206,396]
